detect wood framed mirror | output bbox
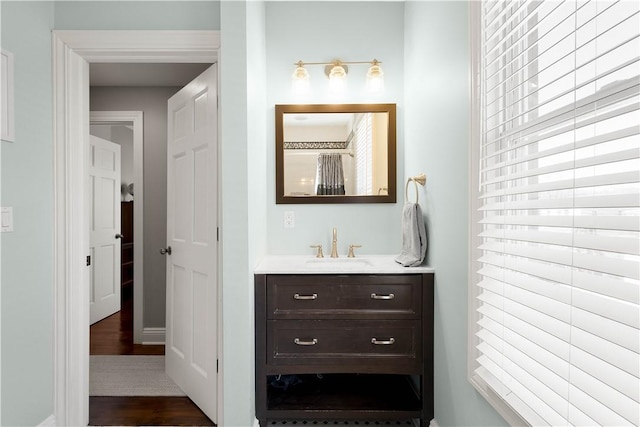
[275,103,396,204]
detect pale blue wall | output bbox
[404,2,506,426]
[262,3,504,426]
[0,1,509,426]
[54,0,220,30]
[0,1,222,424]
[220,1,268,425]
[245,4,268,422]
[0,2,55,425]
[265,1,404,256]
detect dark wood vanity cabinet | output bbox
[255,273,434,426]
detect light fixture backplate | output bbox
[324,63,349,78]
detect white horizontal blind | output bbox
[355,113,373,195]
[474,1,640,425]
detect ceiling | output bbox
[90,63,211,87]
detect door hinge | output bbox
[86,255,91,266]
[216,359,219,373]
[217,227,219,242]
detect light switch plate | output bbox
[1,207,13,232]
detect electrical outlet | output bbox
[284,211,295,228]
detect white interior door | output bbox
[89,135,122,325]
[165,64,218,422]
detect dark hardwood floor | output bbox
[90,285,215,426]
[90,285,164,355]
[89,397,215,426]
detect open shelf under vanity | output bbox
[268,373,421,414]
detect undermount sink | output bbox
[304,257,373,268]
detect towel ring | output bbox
[405,173,426,203]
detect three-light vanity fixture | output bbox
[292,59,384,95]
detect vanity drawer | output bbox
[266,274,421,319]
[267,319,421,369]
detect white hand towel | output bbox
[395,202,427,267]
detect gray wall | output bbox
[0,2,55,425]
[90,86,181,328]
[404,2,507,426]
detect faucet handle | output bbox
[310,244,324,258]
[347,244,362,258]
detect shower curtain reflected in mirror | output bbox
[315,153,345,195]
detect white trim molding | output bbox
[51,30,219,63]
[90,111,144,344]
[469,376,529,427]
[52,30,220,427]
[38,414,56,427]
[466,3,527,426]
[467,0,482,385]
[466,3,527,425]
[142,327,166,345]
[53,32,91,427]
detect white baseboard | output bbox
[142,327,165,344]
[430,419,439,427]
[38,414,56,426]
[253,417,260,427]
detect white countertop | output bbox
[254,255,435,275]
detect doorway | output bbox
[52,30,222,427]
[88,64,214,423]
[89,111,143,340]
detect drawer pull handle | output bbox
[371,337,395,345]
[370,293,395,300]
[293,293,318,300]
[294,338,318,346]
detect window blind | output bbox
[473,1,640,426]
[355,113,373,195]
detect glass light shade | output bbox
[366,63,384,93]
[292,65,310,95]
[328,64,347,94]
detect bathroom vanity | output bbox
[254,256,434,426]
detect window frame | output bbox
[467,3,529,425]
[468,1,640,426]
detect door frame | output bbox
[52,30,220,426]
[90,111,144,341]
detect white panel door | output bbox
[165,64,218,422]
[89,135,122,325]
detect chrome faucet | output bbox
[330,227,339,258]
